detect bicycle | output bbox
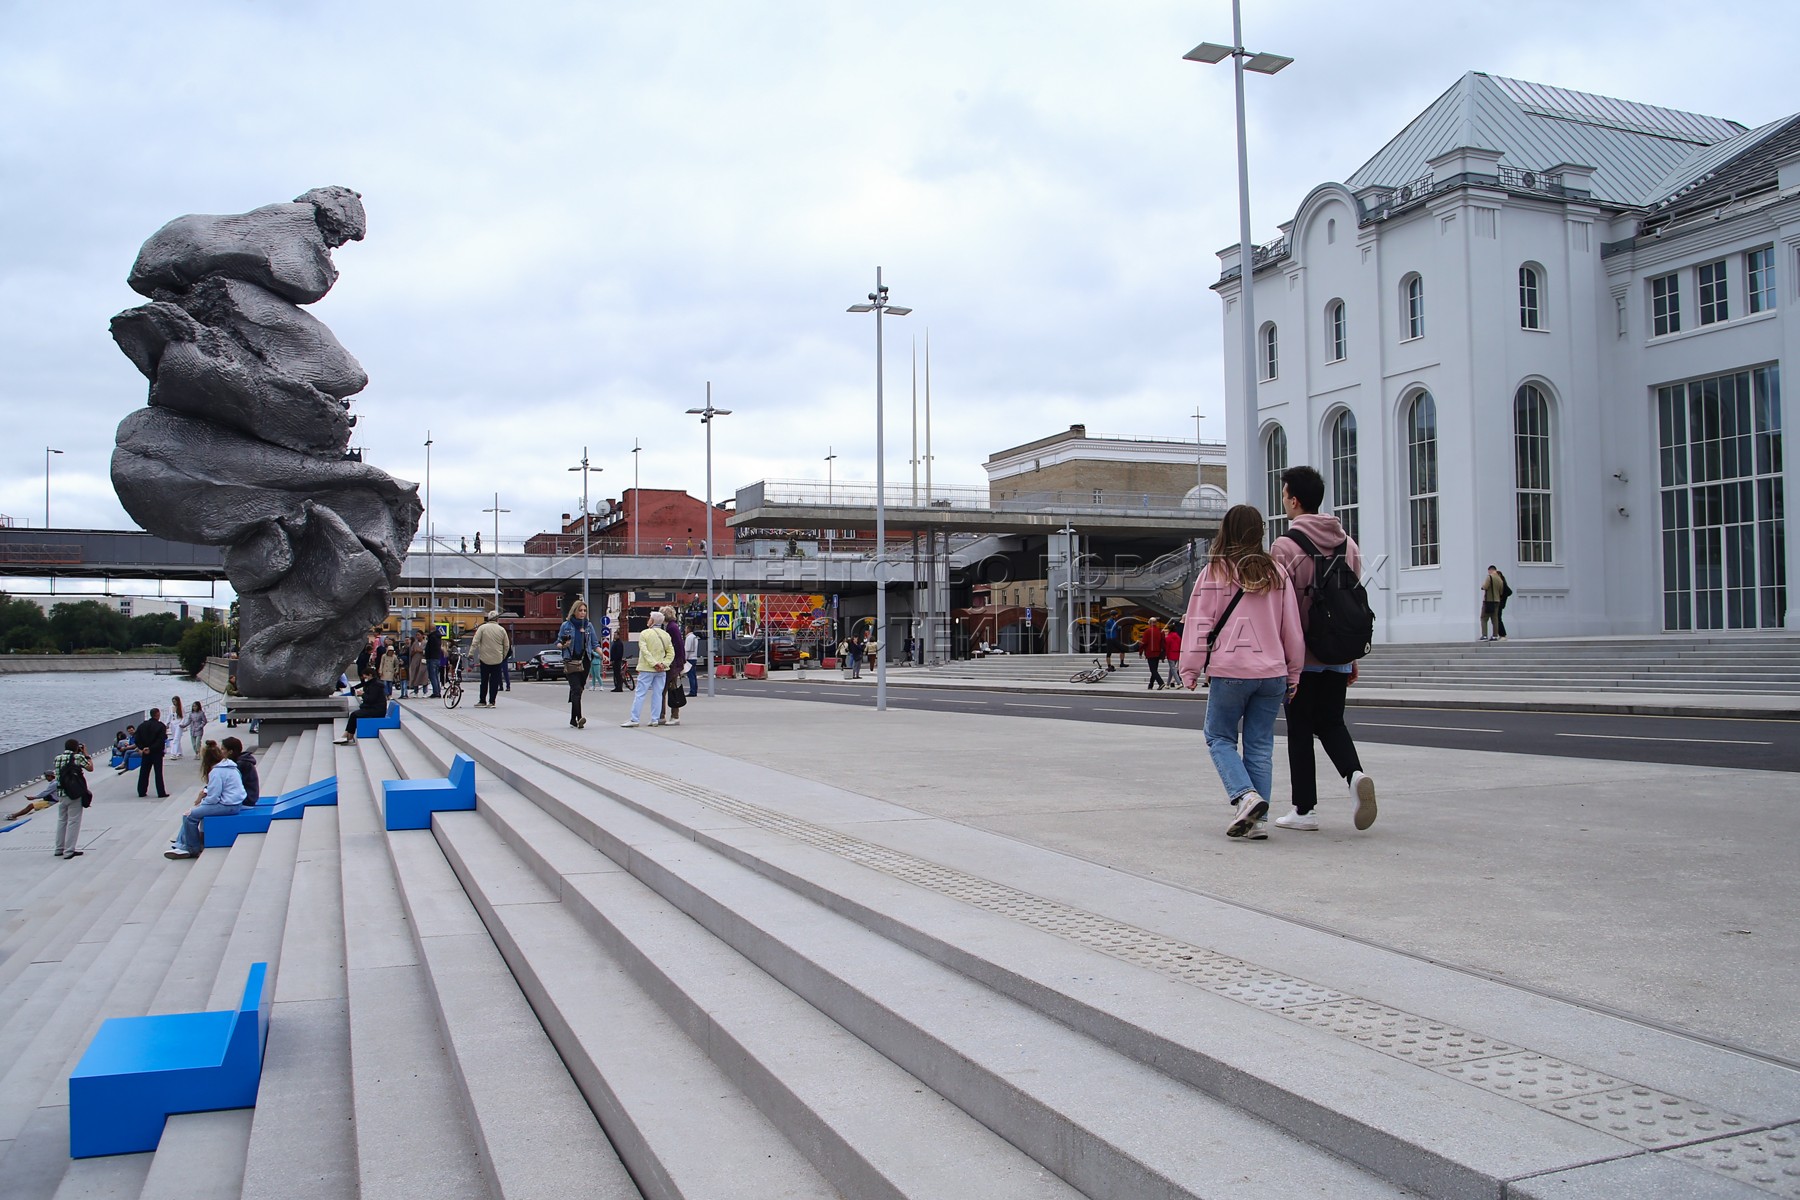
[443,654,465,709]
[1070,658,1110,684]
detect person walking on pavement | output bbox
[1139,617,1168,690]
[183,701,208,760]
[623,610,674,727]
[557,599,599,728]
[1103,614,1125,671]
[52,738,94,859]
[134,708,170,798]
[845,629,866,679]
[408,630,429,697]
[167,697,186,760]
[1178,504,1304,841]
[471,610,511,707]
[425,624,444,697]
[379,640,401,698]
[684,625,700,696]
[1479,565,1508,641]
[1269,466,1377,832]
[660,607,687,726]
[610,627,628,691]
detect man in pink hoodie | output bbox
[1269,466,1377,832]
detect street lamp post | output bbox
[482,494,509,614]
[569,448,598,615]
[847,267,912,713]
[424,433,434,637]
[686,386,731,698]
[1059,524,1078,654]
[631,439,641,556]
[45,447,63,527]
[1185,11,1292,510]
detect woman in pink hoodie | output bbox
[1177,505,1304,840]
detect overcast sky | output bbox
[4,0,1796,554]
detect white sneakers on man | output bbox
[1273,809,1320,831]
[1350,771,1378,830]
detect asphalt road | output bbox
[700,678,1800,774]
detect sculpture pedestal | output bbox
[225,697,351,748]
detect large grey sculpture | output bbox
[109,187,422,697]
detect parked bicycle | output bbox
[442,652,465,708]
[1070,658,1110,684]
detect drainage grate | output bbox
[511,729,1764,1160]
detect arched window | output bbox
[1402,274,1424,339]
[1260,323,1279,381]
[1329,410,1359,543]
[1405,392,1438,566]
[1514,384,1554,561]
[1327,218,1337,244]
[1264,424,1289,538]
[1519,264,1543,330]
[1326,300,1347,362]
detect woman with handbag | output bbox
[1177,505,1304,842]
[558,600,600,728]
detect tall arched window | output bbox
[1519,264,1543,330]
[1514,384,1554,561]
[1402,274,1424,339]
[1326,300,1347,362]
[1264,424,1289,538]
[1405,392,1439,566]
[1329,410,1360,543]
[1260,323,1279,381]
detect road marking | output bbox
[1003,702,1071,709]
[1356,721,1504,734]
[924,698,988,705]
[1094,707,1182,714]
[1555,732,1771,745]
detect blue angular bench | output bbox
[355,700,401,738]
[202,777,339,848]
[69,961,271,1158]
[383,753,476,831]
[109,750,142,771]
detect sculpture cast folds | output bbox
[109,188,421,697]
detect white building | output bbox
[1216,73,1797,640]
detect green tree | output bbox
[129,611,183,649]
[0,593,53,652]
[176,620,223,677]
[48,600,130,652]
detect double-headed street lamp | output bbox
[482,494,510,613]
[569,449,600,615]
[847,268,911,713]
[424,432,435,637]
[687,386,731,698]
[1185,10,1291,510]
[45,447,64,528]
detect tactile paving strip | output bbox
[1668,1124,1800,1198]
[507,729,1762,1157]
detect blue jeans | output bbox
[1203,675,1286,804]
[629,668,667,724]
[686,662,698,694]
[427,658,442,697]
[178,802,243,853]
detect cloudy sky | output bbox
[4,0,1795,554]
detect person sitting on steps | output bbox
[336,669,390,744]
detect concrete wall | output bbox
[200,656,233,694]
[0,655,179,675]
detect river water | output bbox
[0,672,227,755]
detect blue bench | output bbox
[69,962,271,1158]
[202,777,339,848]
[355,700,402,738]
[110,750,142,771]
[383,753,477,831]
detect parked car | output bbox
[717,633,801,669]
[517,648,567,681]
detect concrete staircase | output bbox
[7,702,1800,1198]
[927,635,1800,694]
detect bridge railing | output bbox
[739,479,1228,519]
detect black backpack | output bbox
[1281,528,1375,665]
[58,755,92,807]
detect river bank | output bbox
[0,654,180,674]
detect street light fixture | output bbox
[631,438,641,556]
[45,447,63,528]
[846,267,911,713]
[424,432,434,639]
[686,386,731,698]
[482,494,509,614]
[1186,7,1291,512]
[569,449,599,615]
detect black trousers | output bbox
[478,663,503,704]
[1283,670,1362,814]
[567,666,588,721]
[136,750,167,797]
[610,654,625,691]
[1146,656,1165,687]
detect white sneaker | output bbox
[1245,820,1269,840]
[1226,791,1268,838]
[1274,809,1319,831]
[620,721,639,728]
[1350,771,1378,830]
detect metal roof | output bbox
[1346,73,1746,207]
[1640,114,1800,209]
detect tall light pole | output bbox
[686,386,731,697]
[631,438,641,555]
[824,446,837,556]
[482,494,509,614]
[847,267,912,712]
[1059,523,1078,654]
[1186,13,1292,509]
[1192,407,1208,499]
[424,432,434,637]
[569,448,598,615]
[45,447,63,527]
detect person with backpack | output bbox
[53,739,94,859]
[1270,466,1378,832]
[1481,566,1512,641]
[1177,504,1304,841]
[1103,614,1125,671]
